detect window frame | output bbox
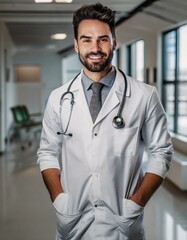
[162,24,187,137]
[126,39,145,82]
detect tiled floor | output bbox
[0,140,187,240]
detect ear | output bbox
[74,39,79,53]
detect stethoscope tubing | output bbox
[116,69,127,118]
[58,69,127,136]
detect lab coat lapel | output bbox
[95,89,120,124]
[71,73,93,123]
[95,68,130,125]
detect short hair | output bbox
[73,3,116,40]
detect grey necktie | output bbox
[89,82,104,123]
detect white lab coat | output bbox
[37,68,173,240]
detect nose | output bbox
[91,40,101,52]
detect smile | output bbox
[86,51,107,60]
[89,56,102,60]
[88,55,105,61]
[90,55,102,58]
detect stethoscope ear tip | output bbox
[112,116,125,129]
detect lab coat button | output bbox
[95,204,98,207]
[94,133,98,136]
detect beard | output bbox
[78,49,114,72]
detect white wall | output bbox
[14,50,62,112]
[0,22,16,152]
[62,53,82,84]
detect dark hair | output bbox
[73,3,116,40]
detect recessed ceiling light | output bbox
[51,33,67,40]
[35,0,53,3]
[55,0,73,2]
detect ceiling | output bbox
[0,0,187,53]
[0,0,153,52]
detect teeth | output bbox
[89,55,102,59]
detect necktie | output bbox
[89,82,103,123]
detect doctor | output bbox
[37,3,173,240]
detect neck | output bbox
[83,65,112,82]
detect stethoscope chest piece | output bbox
[112,116,125,129]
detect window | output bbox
[163,25,187,137]
[126,40,144,81]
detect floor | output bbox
[0,138,187,240]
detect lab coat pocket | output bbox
[114,198,144,239]
[53,192,68,214]
[55,210,83,240]
[53,193,84,240]
[113,126,138,157]
[56,209,94,240]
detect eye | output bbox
[101,38,108,42]
[83,39,91,43]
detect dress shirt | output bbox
[81,67,116,106]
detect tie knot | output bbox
[91,82,103,94]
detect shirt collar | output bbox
[81,66,116,91]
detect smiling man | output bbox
[74,19,115,75]
[37,3,173,240]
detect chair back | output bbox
[11,106,30,124]
[11,106,23,123]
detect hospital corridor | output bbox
[0,0,187,239]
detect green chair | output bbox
[8,105,42,149]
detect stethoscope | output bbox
[57,68,127,137]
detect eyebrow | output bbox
[79,35,110,40]
[80,35,91,40]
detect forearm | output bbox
[130,172,163,207]
[41,168,64,202]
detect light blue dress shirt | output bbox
[81,67,116,106]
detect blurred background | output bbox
[0,0,187,239]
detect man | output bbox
[37,3,173,240]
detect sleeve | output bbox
[37,92,62,172]
[141,87,174,178]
